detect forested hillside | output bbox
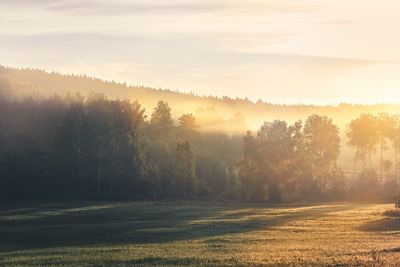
[1,66,400,132]
[1,66,400,202]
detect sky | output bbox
[1,0,400,105]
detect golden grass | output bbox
[1,202,399,266]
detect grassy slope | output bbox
[1,202,400,266]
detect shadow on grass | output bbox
[359,217,400,232]
[107,257,240,266]
[4,256,236,267]
[0,202,356,252]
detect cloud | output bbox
[2,0,400,104]
[1,30,396,105]
[314,19,355,25]
[0,0,323,37]
[2,0,317,14]
[45,1,225,15]
[0,32,386,67]
[0,0,54,6]
[0,0,226,16]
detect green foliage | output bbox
[172,141,196,199]
[150,100,174,139]
[349,169,382,201]
[1,90,399,203]
[347,114,379,168]
[239,118,340,202]
[304,114,340,193]
[178,113,199,142]
[0,94,147,200]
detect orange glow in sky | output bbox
[1,0,400,104]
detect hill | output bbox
[1,65,399,133]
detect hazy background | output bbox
[1,0,400,105]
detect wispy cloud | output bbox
[47,2,224,15]
[2,0,317,14]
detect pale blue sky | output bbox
[1,0,400,104]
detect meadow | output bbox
[1,201,400,266]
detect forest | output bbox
[4,2,400,265]
[2,66,400,131]
[1,88,400,203]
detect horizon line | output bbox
[2,64,400,107]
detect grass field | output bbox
[1,202,400,266]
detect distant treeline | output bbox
[2,66,400,130]
[0,92,399,202]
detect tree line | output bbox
[0,92,399,202]
[3,66,400,133]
